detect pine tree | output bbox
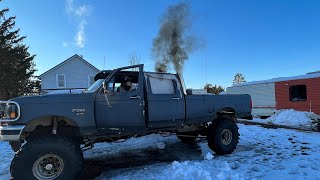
[204,83,225,95]
[233,73,246,85]
[0,7,36,100]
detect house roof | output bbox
[307,70,320,74]
[232,72,320,87]
[39,54,100,78]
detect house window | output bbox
[88,76,95,87]
[289,85,307,102]
[56,74,66,88]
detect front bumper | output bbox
[0,125,25,141]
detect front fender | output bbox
[11,93,96,129]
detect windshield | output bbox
[87,79,104,92]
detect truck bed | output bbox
[185,94,251,124]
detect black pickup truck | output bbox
[0,64,251,179]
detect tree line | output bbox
[204,73,246,94]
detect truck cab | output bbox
[93,64,187,134]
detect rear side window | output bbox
[289,85,307,102]
[149,76,175,94]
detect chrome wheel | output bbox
[32,154,64,180]
[221,129,232,145]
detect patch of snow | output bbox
[267,109,314,126]
[108,160,241,180]
[83,134,177,158]
[204,152,214,160]
[157,142,166,149]
[250,109,320,130]
[0,142,14,179]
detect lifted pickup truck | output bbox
[0,64,251,179]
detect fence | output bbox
[40,88,87,95]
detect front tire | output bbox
[9,141,21,152]
[10,135,83,180]
[207,118,239,154]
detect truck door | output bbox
[145,73,185,128]
[95,65,145,133]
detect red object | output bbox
[0,121,8,126]
[275,77,320,114]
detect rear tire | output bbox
[10,135,83,180]
[207,118,239,154]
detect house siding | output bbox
[275,77,320,114]
[41,57,99,90]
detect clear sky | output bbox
[1,0,320,88]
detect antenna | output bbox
[206,46,208,84]
[103,56,105,70]
[205,14,208,84]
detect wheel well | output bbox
[216,107,236,122]
[22,116,81,141]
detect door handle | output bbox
[130,96,141,100]
[172,97,180,100]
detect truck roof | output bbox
[94,67,177,81]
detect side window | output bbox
[107,72,139,93]
[149,76,175,95]
[56,74,66,88]
[289,85,307,102]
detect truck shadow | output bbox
[82,141,203,179]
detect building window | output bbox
[88,76,95,87]
[56,74,66,88]
[289,85,307,102]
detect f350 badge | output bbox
[72,109,85,115]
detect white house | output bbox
[39,54,100,93]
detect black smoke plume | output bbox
[152,2,198,74]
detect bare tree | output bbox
[128,52,140,71]
[129,52,140,65]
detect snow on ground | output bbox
[250,109,320,130]
[84,124,320,180]
[1,124,320,180]
[0,142,14,179]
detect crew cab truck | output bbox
[0,64,251,179]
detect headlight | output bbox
[0,101,20,121]
[5,104,17,119]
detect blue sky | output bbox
[1,0,320,88]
